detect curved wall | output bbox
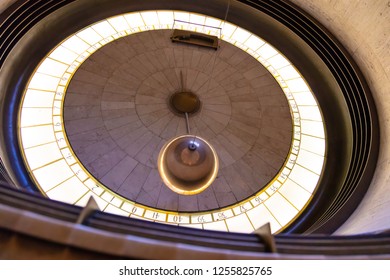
[0,1,384,233]
[288,0,390,234]
[0,0,17,14]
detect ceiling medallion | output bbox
[169,91,201,115]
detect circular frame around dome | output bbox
[17,10,325,234]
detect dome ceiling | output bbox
[64,30,292,212]
[9,8,337,234]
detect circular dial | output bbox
[63,30,292,212]
[19,11,325,233]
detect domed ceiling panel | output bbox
[63,30,292,212]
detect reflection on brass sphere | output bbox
[158,135,219,195]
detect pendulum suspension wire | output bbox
[180,70,184,92]
[185,112,190,134]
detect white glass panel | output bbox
[247,204,281,233]
[112,31,127,40]
[291,98,301,114]
[49,45,79,64]
[53,116,63,132]
[289,164,320,193]
[300,134,326,156]
[221,22,236,38]
[264,192,298,227]
[124,12,145,28]
[212,209,234,221]
[301,120,325,138]
[292,139,300,154]
[144,210,166,222]
[205,16,222,29]
[267,54,290,69]
[292,125,302,138]
[53,100,62,116]
[108,16,130,32]
[101,191,114,202]
[141,11,159,26]
[167,214,190,224]
[61,148,77,165]
[23,89,55,108]
[266,180,282,196]
[75,192,108,210]
[293,91,318,105]
[278,167,291,183]
[104,204,129,216]
[110,196,122,207]
[138,25,155,32]
[286,154,297,169]
[293,113,300,125]
[285,78,310,92]
[21,108,52,127]
[86,44,100,55]
[33,159,73,191]
[62,36,90,55]
[232,202,253,215]
[173,11,190,23]
[191,213,213,223]
[59,73,72,86]
[157,11,174,26]
[84,179,104,195]
[296,149,324,175]
[91,20,117,38]
[189,13,206,25]
[47,176,88,204]
[225,214,254,233]
[28,73,60,91]
[71,164,89,181]
[36,58,68,77]
[250,192,269,206]
[76,28,102,45]
[257,44,278,59]
[203,220,227,231]
[298,106,322,121]
[244,35,265,51]
[126,204,145,217]
[279,179,312,210]
[278,65,301,80]
[55,132,67,149]
[81,50,97,63]
[121,201,136,212]
[55,86,66,100]
[231,27,251,44]
[21,125,55,148]
[24,142,62,170]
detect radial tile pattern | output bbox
[64,30,292,212]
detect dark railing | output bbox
[1,182,390,259]
[0,0,75,66]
